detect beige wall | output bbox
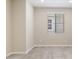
[12,0,26,52]
[12,0,34,52]
[6,0,12,55]
[34,8,72,46]
[6,0,34,55]
[7,0,71,56]
[26,0,34,50]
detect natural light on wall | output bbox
[41,0,44,2]
[69,0,72,3]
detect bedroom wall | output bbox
[12,0,34,52]
[12,0,26,52]
[6,0,12,55]
[34,8,72,46]
[26,0,34,50]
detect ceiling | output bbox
[30,0,72,8]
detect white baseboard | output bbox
[6,51,26,57]
[26,46,34,54]
[6,46,34,57]
[34,45,72,47]
[6,53,12,57]
[10,52,26,54]
[7,45,71,57]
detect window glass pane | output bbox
[56,14,64,24]
[48,15,55,32]
[55,24,64,33]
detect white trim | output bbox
[6,53,12,57]
[6,52,26,57]
[6,45,71,57]
[6,46,34,57]
[26,46,34,54]
[34,45,72,47]
[10,52,26,54]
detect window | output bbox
[48,15,55,32]
[48,13,64,33]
